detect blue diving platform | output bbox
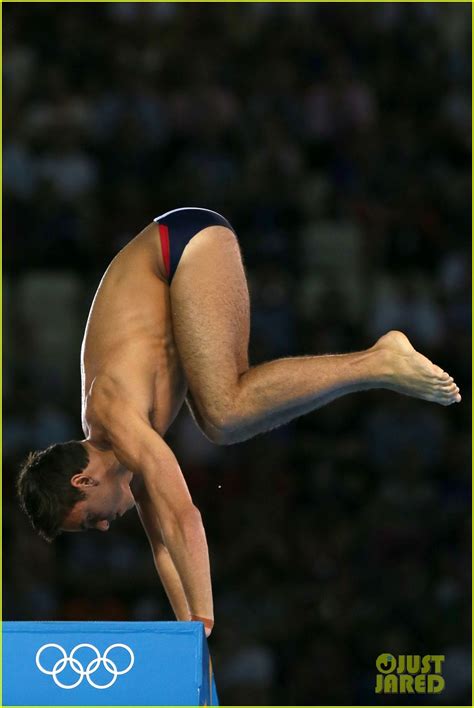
[3,621,219,706]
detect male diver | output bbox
[17,207,461,636]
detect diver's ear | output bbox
[70,474,99,488]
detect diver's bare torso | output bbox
[81,222,187,447]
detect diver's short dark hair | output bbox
[16,441,89,542]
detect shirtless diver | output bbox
[17,207,461,636]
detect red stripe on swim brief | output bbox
[158,222,171,279]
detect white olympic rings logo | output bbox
[35,643,134,689]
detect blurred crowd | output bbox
[4,3,471,705]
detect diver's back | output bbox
[81,223,172,397]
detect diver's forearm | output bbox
[160,508,214,622]
[153,544,191,621]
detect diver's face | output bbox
[62,477,135,533]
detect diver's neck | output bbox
[82,440,121,477]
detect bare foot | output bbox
[373,330,461,406]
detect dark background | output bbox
[3,3,471,705]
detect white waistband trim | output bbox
[154,206,224,222]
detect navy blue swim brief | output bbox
[154,207,235,282]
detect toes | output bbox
[438,379,459,395]
[444,390,461,404]
[424,378,462,404]
[436,381,458,396]
[431,385,461,405]
[439,380,456,390]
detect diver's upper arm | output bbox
[108,408,194,523]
